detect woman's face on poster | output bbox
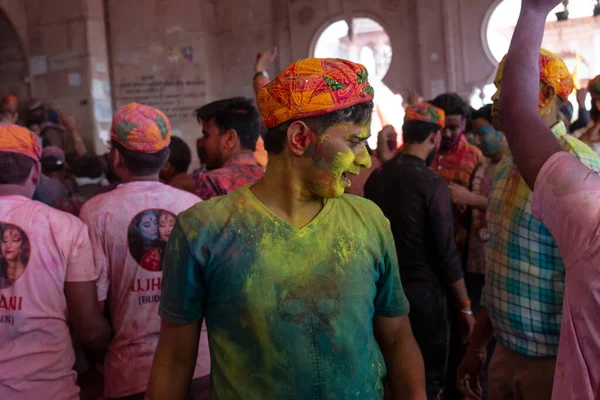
[158,213,176,242]
[139,212,159,241]
[1,228,23,263]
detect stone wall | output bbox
[0,0,501,157]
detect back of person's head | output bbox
[0,152,35,185]
[263,101,374,154]
[195,97,262,151]
[70,154,107,179]
[431,93,470,120]
[167,136,192,174]
[112,142,170,176]
[0,124,41,191]
[110,103,172,177]
[473,104,493,124]
[403,121,441,144]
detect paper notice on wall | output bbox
[431,80,446,98]
[30,55,48,76]
[68,73,81,87]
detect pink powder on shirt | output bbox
[532,152,600,399]
[80,181,210,398]
[0,195,98,400]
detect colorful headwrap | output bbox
[257,58,374,129]
[589,75,600,100]
[0,123,41,162]
[497,48,574,102]
[111,103,171,153]
[404,103,445,128]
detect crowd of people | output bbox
[1,0,600,399]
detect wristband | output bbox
[459,299,472,309]
[460,308,473,315]
[253,70,268,80]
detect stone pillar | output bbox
[24,0,112,154]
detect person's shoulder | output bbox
[560,135,600,171]
[29,199,87,232]
[177,188,243,235]
[338,194,387,221]
[79,188,120,218]
[161,183,201,206]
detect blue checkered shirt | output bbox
[484,122,600,356]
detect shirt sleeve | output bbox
[428,181,464,284]
[79,207,109,302]
[159,219,206,324]
[374,218,410,317]
[532,151,600,267]
[64,218,98,284]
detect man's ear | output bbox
[30,162,41,185]
[539,84,556,109]
[287,121,316,156]
[221,129,239,150]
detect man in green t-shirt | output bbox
[147,58,426,400]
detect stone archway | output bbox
[0,8,29,111]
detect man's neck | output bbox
[0,185,33,198]
[250,156,324,229]
[401,144,429,161]
[120,173,160,184]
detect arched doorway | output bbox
[474,0,598,113]
[0,9,29,113]
[312,17,403,149]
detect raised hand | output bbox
[255,47,278,73]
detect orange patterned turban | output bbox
[257,58,374,129]
[589,75,600,100]
[0,123,41,161]
[405,103,445,128]
[497,48,574,102]
[111,103,171,153]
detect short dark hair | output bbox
[168,136,192,174]
[264,101,374,155]
[71,154,107,179]
[403,121,441,144]
[0,152,35,185]
[113,142,170,176]
[195,97,262,151]
[431,93,471,120]
[472,104,493,124]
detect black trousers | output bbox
[403,280,451,400]
[108,375,210,400]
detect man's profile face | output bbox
[439,115,464,152]
[303,121,372,199]
[199,119,226,170]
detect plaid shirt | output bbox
[485,122,600,357]
[195,153,264,200]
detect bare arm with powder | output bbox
[146,320,201,400]
[498,0,564,189]
[374,315,427,400]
